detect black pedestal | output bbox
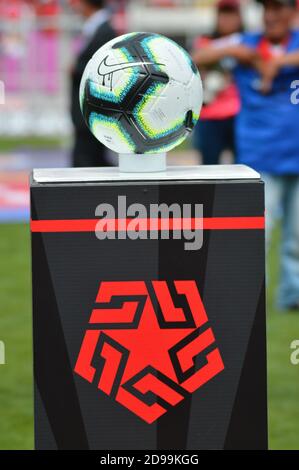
[30,165,267,450]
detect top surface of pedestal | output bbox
[32,165,260,185]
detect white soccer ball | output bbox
[80,32,203,154]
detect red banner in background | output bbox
[0,0,23,19]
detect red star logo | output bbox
[74,280,224,423]
[104,297,195,383]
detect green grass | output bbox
[267,229,299,449]
[0,224,33,449]
[0,223,298,449]
[0,136,189,154]
[0,136,67,153]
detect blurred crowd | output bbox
[191,0,299,311]
[1,0,299,311]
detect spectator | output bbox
[70,0,116,167]
[192,0,243,165]
[193,0,299,311]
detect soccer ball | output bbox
[80,32,203,155]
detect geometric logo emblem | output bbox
[74,280,224,423]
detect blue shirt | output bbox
[233,31,299,175]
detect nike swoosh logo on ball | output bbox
[98,55,162,76]
[97,55,165,91]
